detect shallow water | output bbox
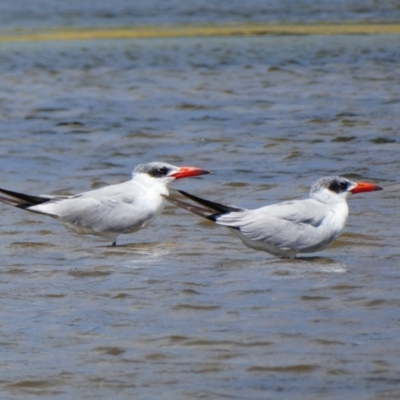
[0,33,399,399]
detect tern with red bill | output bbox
[162,176,382,258]
[0,162,210,246]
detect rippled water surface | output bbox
[0,33,400,399]
[0,0,400,28]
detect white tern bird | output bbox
[162,176,382,258]
[0,161,210,246]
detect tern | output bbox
[162,176,382,258]
[0,162,210,246]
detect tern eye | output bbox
[157,167,169,175]
[147,165,170,178]
[328,179,349,193]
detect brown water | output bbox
[0,35,399,399]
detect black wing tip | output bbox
[0,196,32,209]
[162,193,217,221]
[177,190,243,213]
[0,187,51,206]
[178,189,199,198]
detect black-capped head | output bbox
[310,176,354,197]
[134,162,176,178]
[133,162,211,183]
[310,175,382,203]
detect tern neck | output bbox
[311,187,349,206]
[132,173,171,194]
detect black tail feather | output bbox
[0,188,51,206]
[0,196,33,209]
[178,190,243,214]
[162,194,218,222]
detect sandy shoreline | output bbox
[1,23,400,42]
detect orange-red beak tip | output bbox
[171,167,211,180]
[350,182,383,194]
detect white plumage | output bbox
[0,162,210,245]
[163,176,382,258]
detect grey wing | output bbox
[38,194,72,200]
[31,182,160,233]
[215,199,332,251]
[63,199,156,233]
